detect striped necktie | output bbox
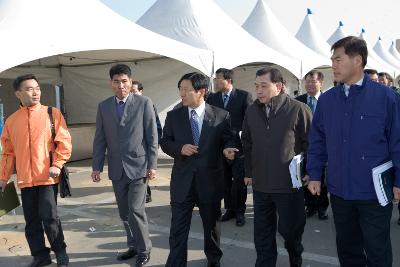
[190,110,200,145]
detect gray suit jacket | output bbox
[92,93,158,180]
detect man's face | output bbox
[111,74,131,99]
[255,73,282,104]
[214,73,231,92]
[331,47,361,84]
[179,79,204,108]
[369,73,378,82]
[304,74,322,96]
[15,79,41,107]
[131,84,142,95]
[378,75,389,86]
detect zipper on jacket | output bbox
[27,109,33,177]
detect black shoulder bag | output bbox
[48,106,72,198]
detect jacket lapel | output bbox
[109,97,119,124]
[198,104,215,150]
[120,94,133,126]
[179,106,194,145]
[225,88,236,110]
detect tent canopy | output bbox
[137,0,303,78]
[373,37,400,69]
[295,8,332,58]
[0,0,213,76]
[242,0,330,76]
[389,41,400,62]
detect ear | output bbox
[15,90,21,99]
[276,82,284,93]
[354,55,363,68]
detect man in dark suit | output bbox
[296,70,329,220]
[161,72,237,267]
[207,68,253,226]
[92,64,158,267]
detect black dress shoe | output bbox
[117,247,137,261]
[136,253,150,267]
[318,209,328,220]
[146,194,152,203]
[55,249,69,267]
[305,207,317,218]
[221,210,235,222]
[28,255,52,267]
[236,214,246,226]
[207,261,221,267]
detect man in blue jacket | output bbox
[306,36,400,267]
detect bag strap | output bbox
[47,106,56,165]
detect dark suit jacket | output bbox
[206,88,253,133]
[160,103,234,203]
[92,93,158,180]
[295,93,308,104]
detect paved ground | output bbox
[1,158,399,267]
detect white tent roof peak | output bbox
[373,37,400,69]
[137,0,303,78]
[389,41,400,62]
[295,8,332,58]
[242,0,330,75]
[327,21,347,46]
[359,29,398,74]
[0,0,213,74]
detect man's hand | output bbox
[302,175,310,186]
[147,169,156,180]
[244,177,252,186]
[181,144,198,156]
[0,180,7,192]
[223,148,239,160]
[91,171,101,183]
[308,181,321,196]
[49,166,61,178]
[394,186,400,201]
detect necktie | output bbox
[117,100,125,120]
[190,110,200,145]
[223,94,229,108]
[265,103,272,118]
[308,96,316,114]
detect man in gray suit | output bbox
[91,64,158,267]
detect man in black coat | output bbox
[161,72,237,267]
[207,68,253,226]
[296,70,329,220]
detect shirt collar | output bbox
[307,90,321,100]
[115,94,130,104]
[223,88,233,97]
[188,101,206,117]
[343,74,364,90]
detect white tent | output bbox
[137,0,303,79]
[360,29,398,75]
[242,0,330,76]
[373,38,400,69]
[327,21,347,46]
[0,0,213,76]
[295,8,331,58]
[389,41,400,62]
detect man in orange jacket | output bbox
[0,74,72,267]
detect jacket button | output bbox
[361,156,365,160]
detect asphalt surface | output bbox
[1,158,399,267]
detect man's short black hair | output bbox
[132,81,143,91]
[215,68,234,83]
[331,36,368,68]
[177,72,196,89]
[109,64,132,79]
[304,70,324,82]
[188,72,210,93]
[378,72,392,80]
[365,69,378,75]
[256,67,286,84]
[13,74,38,91]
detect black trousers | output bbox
[304,183,329,212]
[166,182,222,267]
[21,184,66,257]
[223,157,247,215]
[253,189,305,267]
[330,194,393,267]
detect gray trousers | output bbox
[112,172,152,254]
